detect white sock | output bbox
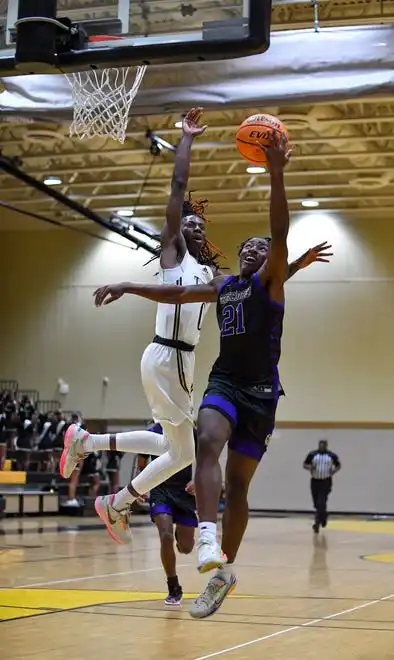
[85,430,168,455]
[130,420,195,495]
[199,521,217,541]
[112,486,136,511]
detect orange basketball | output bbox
[236,113,289,166]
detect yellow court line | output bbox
[0,588,260,621]
[329,520,394,534]
[362,554,394,564]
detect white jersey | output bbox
[154,251,214,346]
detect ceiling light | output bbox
[116,209,134,217]
[44,175,62,185]
[246,166,266,174]
[301,199,320,208]
[175,121,183,128]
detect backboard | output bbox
[0,0,271,74]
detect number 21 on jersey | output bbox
[221,302,246,336]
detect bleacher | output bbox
[0,378,111,519]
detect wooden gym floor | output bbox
[1,515,394,659]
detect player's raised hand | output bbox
[94,283,126,307]
[298,241,333,269]
[259,132,292,173]
[182,107,208,137]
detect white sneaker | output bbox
[63,498,79,507]
[95,494,132,545]
[60,424,89,478]
[197,537,227,574]
[190,571,237,619]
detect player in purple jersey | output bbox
[84,134,332,618]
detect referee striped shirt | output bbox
[304,450,341,480]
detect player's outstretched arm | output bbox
[161,107,207,269]
[286,241,333,281]
[259,133,291,287]
[93,277,223,307]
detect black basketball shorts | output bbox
[149,484,198,528]
[199,373,278,462]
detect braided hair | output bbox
[144,194,226,271]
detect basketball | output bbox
[236,113,289,166]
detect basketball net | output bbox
[66,50,147,143]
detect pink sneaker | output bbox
[59,424,89,478]
[95,494,132,545]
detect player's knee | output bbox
[177,538,194,554]
[196,430,221,463]
[158,528,175,546]
[165,424,195,466]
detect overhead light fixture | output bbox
[116,209,134,217]
[175,120,183,128]
[246,166,266,174]
[44,175,62,185]
[301,199,320,208]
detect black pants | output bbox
[310,478,332,526]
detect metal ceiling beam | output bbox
[3,116,394,148]
[4,180,392,207]
[33,205,394,227]
[0,148,393,170]
[1,164,392,185]
[10,194,394,213]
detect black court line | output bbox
[0,548,139,565]
[0,538,161,566]
[3,598,394,634]
[101,603,394,624]
[0,545,44,550]
[64,608,394,633]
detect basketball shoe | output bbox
[189,570,237,619]
[197,537,227,573]
[95,494,132,545]
[60,424,89,478]
[165,586,183,608]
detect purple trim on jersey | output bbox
[229,436,267,462]
[252,272,285,308]
[150,503,172,518]
[273,368,280,399]
[200,394,237,426]
[217,275,235,295]
[150,503,197,527]
[173,512,198,528]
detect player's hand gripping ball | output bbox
[236,113,289,167]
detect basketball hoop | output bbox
[66,36,147,143]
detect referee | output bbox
[303,439,341,533]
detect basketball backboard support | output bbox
[0,0,271,75]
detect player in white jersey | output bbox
[142,247,213,428]
[59,108,224,544]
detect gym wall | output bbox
[1,212,393,424]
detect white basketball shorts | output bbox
[141,342,195,426]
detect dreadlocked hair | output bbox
[144,193,227,271]
[238,236,271,256]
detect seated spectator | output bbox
[106,451,124,493]
[14,410,36,471]
[50,411,67,470]
[65,453,102,507]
